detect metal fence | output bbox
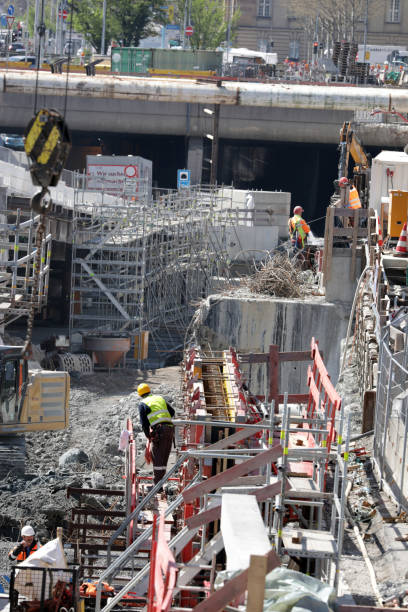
[373,307,408,511]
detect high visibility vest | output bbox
[143,395,173,427]
[11,541,39,562]
[347,186,361,209]
[289,215,310,246]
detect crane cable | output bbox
[22,0,73,358]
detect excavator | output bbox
[0,105,71,476]
[0,346,70,477]
[338,121,371,207]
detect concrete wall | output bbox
[225,226,279,262]
[324,248,363,305]
[195,294,348,396]
[222,188,291,240]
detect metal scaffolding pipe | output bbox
[1,70,407,111]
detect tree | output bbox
[287,0,383,47]
[175,0,240,51]
[72,0,166,53]
[111,0,166,47]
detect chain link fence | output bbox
[374,307,408,511]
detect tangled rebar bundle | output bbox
[248,253,309,298]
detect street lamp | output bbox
[101,0,107,55]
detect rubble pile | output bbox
[0,370,182,573]
[248,253,313,298]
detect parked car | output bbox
[8,55,49,67]
[0,133,25,151]
[8,42,25,54]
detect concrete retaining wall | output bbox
[195,294,348,396]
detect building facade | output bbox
[233,0,408,63]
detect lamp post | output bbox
[101,0,107,55]
[363,0,369,83]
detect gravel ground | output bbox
[0,365,183,575]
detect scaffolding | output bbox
[69,186,240,364]
[0,208,51,328]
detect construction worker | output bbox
[137,383,175,490]
[8,525,40,563]
[288,205,310,249]
[339,177,361,209]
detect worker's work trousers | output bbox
[151,423,174,489]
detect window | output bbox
[258,0,271,18]
[387,0,400,23]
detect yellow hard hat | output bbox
[137,383,151,397]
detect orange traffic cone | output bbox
[394,222,408,256]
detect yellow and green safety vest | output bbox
[143,395,173,427]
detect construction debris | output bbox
[248,253,314,298]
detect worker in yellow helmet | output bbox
[137,383,175,490]
[288,205,311,249]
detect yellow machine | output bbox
[389,190,408,238]
[338,121,371,207]
[0,345,69,434]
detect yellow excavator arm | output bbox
[0,346,69,434]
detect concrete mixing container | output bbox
[83,335,131,368]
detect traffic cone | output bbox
[376,212,383,248]
[394,222,408,256]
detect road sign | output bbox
[7,4,14,16]
[6,15,14,28]
[177,169,190,189]
[0,15,7,27]
[185,25,194,37]
[124,164,138,179]
[58,7,68,20]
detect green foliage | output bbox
[175,0,240,50]
[72,0,166,53]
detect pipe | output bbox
[1,70,408,111]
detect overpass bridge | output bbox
[2,71,408,181]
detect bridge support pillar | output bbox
[187,136,203,186]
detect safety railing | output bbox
[373,307,408,511]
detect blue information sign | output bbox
[177,169,191,189]
[0,14,7,26]
[7,5,14,16]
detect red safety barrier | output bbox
[127,418,137,544]
[147,513,178,612]
[307,337,342,453]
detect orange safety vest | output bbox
[288,215,311,246]
[347,186,362,209]
[13,541,40,562]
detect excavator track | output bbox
[0,435,26,479]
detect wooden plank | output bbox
[269,344,279,411]
[240,350,313,364]
[193,549,280,612]
[278,350,312,362]
[222,494,270,572]
[246,554,268,612]
[182,445,283,503]
[333,207,369,217]
[332,228,366,237]
[278,393,310,404]
[186,480,289,529]
[204,423,265,451]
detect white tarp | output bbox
[14,538,69,600]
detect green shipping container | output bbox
[111,48,152,74]
[151,49,222,72]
